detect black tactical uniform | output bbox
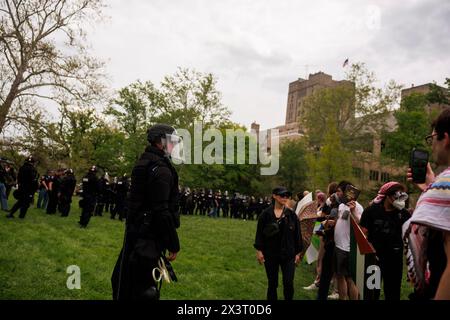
[186,189,194,215]
[78,166,99,228]
[46,172,62,214]
[112,124,181,300]
[112,174,129,221]
[95,175,109,217]
[199,191,207,215]
[221,191,230,218]
[230,193,240,219]
[7,156,38,219]
[59,169,77,217]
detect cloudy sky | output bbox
[86,0,450,130]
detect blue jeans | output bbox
[37,189,48,209]
[0,183,8,210]
[208,207,218,218]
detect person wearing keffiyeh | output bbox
[360,182,411,300]
[404,108,450,300]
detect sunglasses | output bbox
[277,193,291,198]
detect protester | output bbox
[404,108,450,300]
[254,186,303,300]
[36,173,49,210]
[333,180,363,300]
[303,191,326,291]
[360,182,411,300]
[317,182,340,300]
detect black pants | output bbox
[95,202,105,216]
[222,206,229,218]
[6,184,13,199]
[46,191,58,214]
[317,242,335,300]
[112,198,126,220]
[264,256,296,300]
[112,238,160,300]
[374,248,403,300]
[59,196,72,217]
[9,193,33,218]
[79,197,96,227]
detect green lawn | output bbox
[0,197,413,300]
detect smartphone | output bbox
[410,148,429,184]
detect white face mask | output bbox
[392,200,406,210]
[392,191,408,210]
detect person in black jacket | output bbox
[78,166,99,228]
[254,186,303,300]
[360,182,411,300]
[111,124,182,300]
[46,169,62,215]
[7,156,38,219]
[113,173,129,221]
[59,169,77,217]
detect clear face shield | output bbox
[161,130,185,163]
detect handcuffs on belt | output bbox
[152,257,172,284]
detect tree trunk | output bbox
[0,67,26,134]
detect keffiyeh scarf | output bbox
[403,167,450,294]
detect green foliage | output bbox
[277,138,309,193]
[302,62,402,151]
[177,123,266,195]
[383,93,431,164]
[307,122,352,191]
[427,78,450,105]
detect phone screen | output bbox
[411,149,428,183]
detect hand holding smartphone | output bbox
[409,148,429,184]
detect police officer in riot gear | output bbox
[185,188,194,215]
[7,156,38,219]
[113,173,129,221]
[78,166,99,228]
[222,190,230,218]
[112,124,182,300]
[59,169,77,217]
[95,173,109,217]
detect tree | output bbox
[301,62,402,149]
[156,68,231,129]
[277,138,309,193]
[427,78,450,105]
[382,93,432,164]
[0,0,105,134]
[307,121,352,191]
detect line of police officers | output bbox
[179,188,272,220]
[4,157,129,225]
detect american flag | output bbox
[343,58,349,68]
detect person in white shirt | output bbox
[329,181,363,300]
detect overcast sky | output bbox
[86,0,450,130]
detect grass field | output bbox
[0,197,413,300]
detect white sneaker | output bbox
[303,283,319,290]
[327,292,340,300]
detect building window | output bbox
[381,172,390,182]
[369,170,379,181]
[352,167,362,178]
